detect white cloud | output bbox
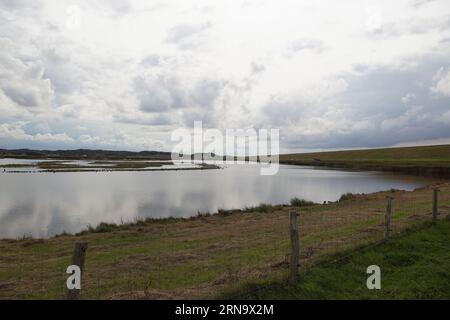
[401,93,416,105]
[0,40,54,109]
[78,134,100,144]
[431,67,450,96]
[0,122,73,143]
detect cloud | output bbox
[78,134,101,144]
[367,15,450,39]
[410,0,437,8]
[401,93,416,105]
[0,0,42,10]
[190,79,222,108]
[431,67,450,96]
[166,21,212,50]
[133,70,223,114]
[0,121,74,143]
[141,54,161,67]
[290,38,325,53]
[114,114,174,126]
[0,44,54,108]
[259,51,450,151]
[134,74,185,113]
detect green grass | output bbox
[280,144,450,177]
[282,144,450,162]
[290,198,316,207]
[338,193,355,202]
[225,220,450,300]
[243,203,276,213]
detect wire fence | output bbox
[1,184,448,300]
[232,186,449,299]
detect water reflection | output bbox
[0,164,434,238]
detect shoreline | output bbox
[279,159,450,179]
[1,180,444,242]
[1,162,221,173]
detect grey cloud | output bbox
[0,59,53,108]
[167,21,212,42]
[41,47,87,94]
[367,15,450,38]
[190,79,222,108]
[181,108,217,128]
[281,53,450,149]
[0,0,42,10]
[132,74,229,127]
[166,22,212,50]
[134,75,187,112]
[134,73,223,114]
[260,95,311,127]
[105,0,133,14]
[22,121,51,135]
[2,84,40,107]
[251,62,265,75]
[0,34,55,109]
[342,54,450,117]
[290,38,325,53]
[141,54,161,67]
[411,0,437,8]
[114,114,174,126]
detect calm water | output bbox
[0,163,434,238]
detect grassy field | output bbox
[227,219,450,299]
[280,144,450,177]
[0,181,449,300]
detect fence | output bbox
[0,185,447,300]
[60,186,449,300]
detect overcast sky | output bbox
[1,0,450,153]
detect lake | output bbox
[0,162,434,238]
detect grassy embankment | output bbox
[280,144,450,178]
[222,218,450,299]
[1,182,449,299]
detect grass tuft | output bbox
[290,197,316,207]
[244,203,274,213]
[339,193,354,202]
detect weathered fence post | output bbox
[66,242,88,300]
[384,196,393,241]
[432,188,439,223]
[289,209,299,283]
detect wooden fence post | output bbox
[289,210,299,283]
[66,242,88,300]
[384,196,393,241]
[432,188,439,223]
